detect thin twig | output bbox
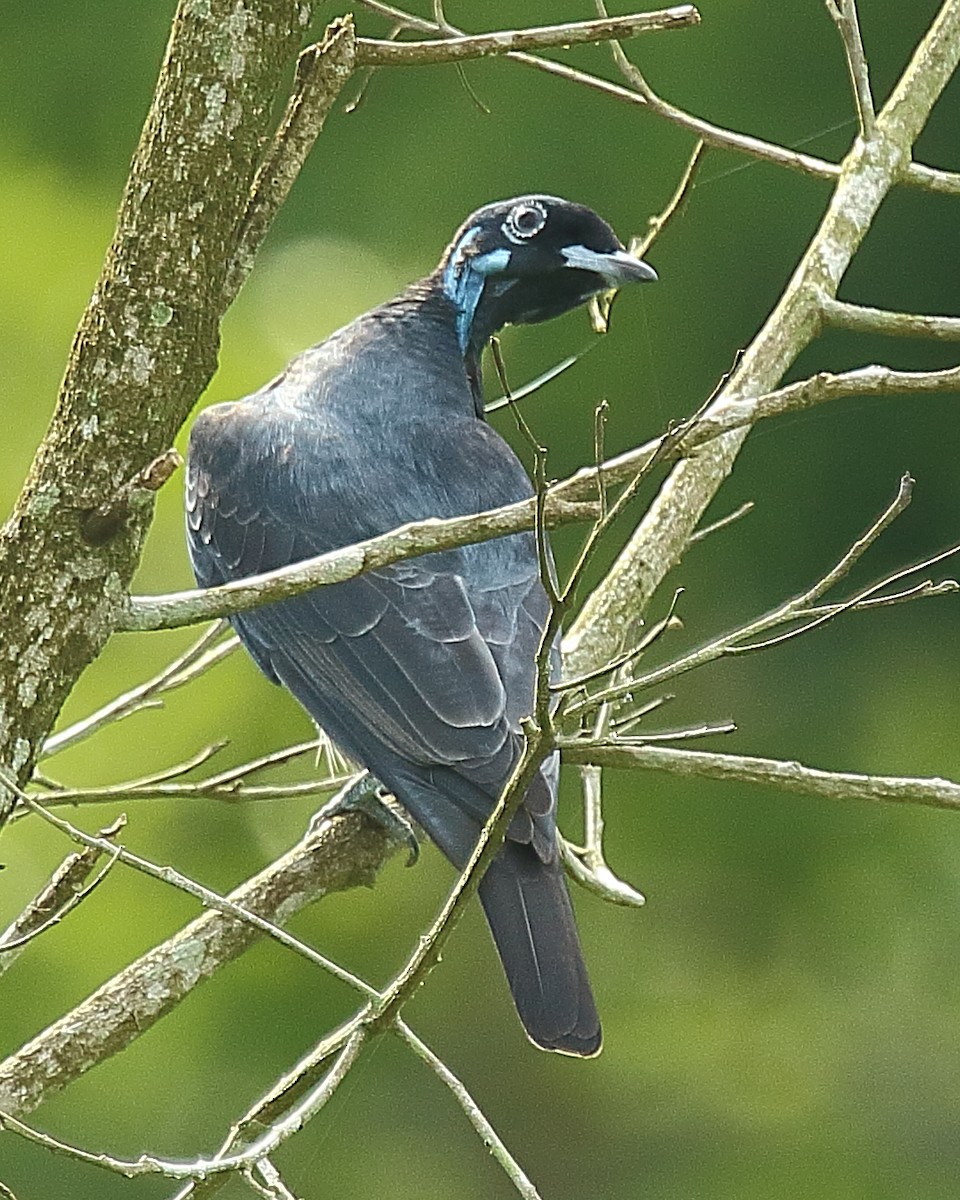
[0,818,124,970]
[562,407,698,612]
[247,1159,297,1200]
[593,138,706,333]
[822,295,960,340]
[554,589,684,696]
[0,1031,366,1182]
[42,624,237,759]
[827,0,876,138]
[396,1020,542,1200]
[484,343,599,415]
[535,374,684,910]
[104,742,229,790]
[564,478,959,719]
[559,768,646,907]
[11,786,381,999]
[0,845,121,957]
[357,0,837,178]
[354,9,699,67]
[689,501,755,545]
[909,160,960,194]
[700,362,960,433]
[731,534,960,654]
[354,0,960,194]
[603,0,841,180]
[198,739,325,787]
[560,741,960,813]
[373,727,551,1026]
[515,50,842,182]
[169,714,558,1194]
[633,139,706,258]
[593,399,610,522]
[784,473,913,605]
[169,1021,367,1200]
[17,739,352,821]
[13,776,356,816]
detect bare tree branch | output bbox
[0,1029,367,1183]
[120,497,598,632]
[396,1020,543,1200]
[827,0,877,138]
[0,821,122,970]
[822,295,960,339]
[563,477,958,720]
[354,8,699,67]
[560,741,960,813]
[358,0,960,194]
[41,624,236,760]
[564,0,960,679]
[113,353,959,638]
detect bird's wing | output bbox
[186,395,554,852]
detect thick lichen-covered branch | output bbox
[0,1,353,833]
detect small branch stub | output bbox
[79,450,183,546]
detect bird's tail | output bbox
[478,842,602,1057]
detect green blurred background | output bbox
[3,2,960,1196]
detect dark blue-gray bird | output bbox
[186,196,656,1055]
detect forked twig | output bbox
[564,476,959,723]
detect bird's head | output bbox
[437,195,657,354]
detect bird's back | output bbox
[188,288,554,845]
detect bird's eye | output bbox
[503,201,547,244]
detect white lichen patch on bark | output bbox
[168,938,208,985]
[207,3,254,92]
[11,738,31,772]
[25,482,61,519]
[199,81,228,144]
[123,344,155,386]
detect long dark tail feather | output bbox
[478,842,602,1057]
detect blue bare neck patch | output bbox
[442,228,512,353]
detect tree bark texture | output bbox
[0,1,353,830]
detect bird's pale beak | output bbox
[560,244,658,285]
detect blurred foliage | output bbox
[2,1,960,1197]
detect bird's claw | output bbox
[309,772,420,866]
